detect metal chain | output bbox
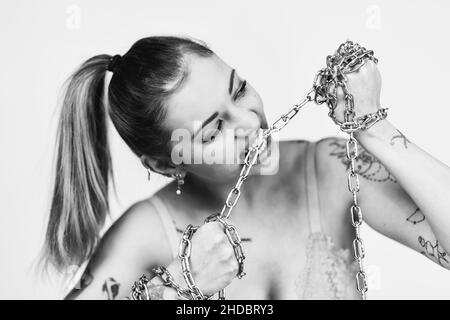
[130,274,151,300]
[204,214,246,279]
[151,266,192,300]
[132,40,386,300]
[311,40,386,299]
[346,133,369,299]
[178,224,213,300]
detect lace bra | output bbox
[150,141,361,300]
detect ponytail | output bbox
[43,55,114,272]
[41,36,216,274]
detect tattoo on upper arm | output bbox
[390,129,411,149]
[64,268,93,299]
[329,139,397,183]
[418,236,449,268]
[406,207,425,225]
[102,277,120,300]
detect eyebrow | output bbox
[192,111,219,139]
[192,69,236,139]
[229,68,236,94]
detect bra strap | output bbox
[305,141,322,234]
[148,195,180,259]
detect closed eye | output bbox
[202,119,223,143]
[234,79,247,100]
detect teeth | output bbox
[244,128,268,158]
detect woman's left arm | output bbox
[356,119,450,268]
[325,58,450,269]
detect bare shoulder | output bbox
[314,135,387,199]
[64,198,171,299]
[92,197,170,269]
[277,138,343,176]
[315,136,379,174]
[315,136,349,176]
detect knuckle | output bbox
[232,263,239,274]
[214,221,225,231]
[213,233,224,244]
[229,262,238,276]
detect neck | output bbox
[181,171,251,214]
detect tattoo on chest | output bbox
[390,129,411,149]
[329,139,397,183]
[418,236,449,267]
[406,207,425,225]
[102,277,120,300]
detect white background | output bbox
[1,0,449,299]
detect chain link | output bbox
[346,133,368,298]
[311,40,381,299]
[178,224,211,300]
[152,266,192,300]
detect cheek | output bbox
[248,88,264,111]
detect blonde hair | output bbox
[40,36,214,273]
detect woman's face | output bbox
[164,53,278,183]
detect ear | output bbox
[140,154,182,178]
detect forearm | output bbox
[355,118,450,251]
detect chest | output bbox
[216,185,356,299]
[163,161,355,299]
[221,201,311,299]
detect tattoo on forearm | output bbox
[406,207,425,225]
[64,268,93,299]
[390,129,411,149]
[102,277,120,300]
[329,139,397,183]
[418,236,449,267]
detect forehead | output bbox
[164,54,231,132]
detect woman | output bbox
[42,36,450,300]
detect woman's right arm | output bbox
[63,199,185,300]
[63,199,238,300]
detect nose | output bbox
[225,107,260,155]
[228,106,260,140]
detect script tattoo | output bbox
[418,236,449,268]
[64,268,94,299]
[406,207,425,225]
[102,277,120,300]
[329,139,397,183]
[390,129,411,149]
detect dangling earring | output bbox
[174,166,185,195]
[147,167,151,181]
